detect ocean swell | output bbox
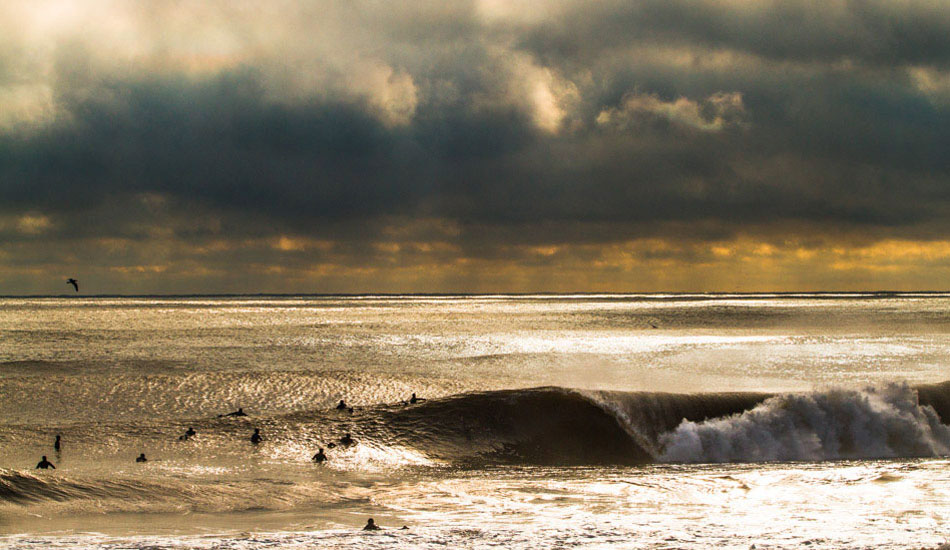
[0,470,183,507]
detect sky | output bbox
[2,0,950,294]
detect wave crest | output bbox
[658,383,950,463]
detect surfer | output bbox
[362,518,381,531]
[409,393,426,404]
[312,448,327,463]
[54,434,61,451]
[339,433,355,446]
[36,456,55,469]
[136,453,147,463]
[336,400,347,410]
[180,427,196,440]
[219,408,247,417]
[250,428,263,445]
[66,278,78,292]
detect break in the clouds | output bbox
[2,0,950,293]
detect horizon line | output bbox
[3,291,950,299]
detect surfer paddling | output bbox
[312,448,327,463]
[325,433,355,449]
[402,392,427,405]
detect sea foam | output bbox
[658,383,950,463]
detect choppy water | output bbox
[1,294,950,549]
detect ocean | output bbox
[1,294,949,549]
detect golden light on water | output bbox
[4,0,950,546]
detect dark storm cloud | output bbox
[2,0,950,292]
[519,0,950,67]
[3,65,512,227]
[3,63,947,239]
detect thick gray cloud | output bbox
[519,0,950,67]
[1,0,950,292]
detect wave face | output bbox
[658,383,950,463]
[368,387,774,464]
[377,388,655,465]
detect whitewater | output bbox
[2,294,950,549]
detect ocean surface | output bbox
[1,294,950,549]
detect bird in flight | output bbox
[66,278,78,292]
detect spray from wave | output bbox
[658,383,950,463]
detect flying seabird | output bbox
[66,278,78,292]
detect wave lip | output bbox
[658,383,950,463]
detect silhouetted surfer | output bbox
[362,518,381,531]
[66,278,78,292]
[220,408,247,417]
[336,400,347,410]
[339,433,355,446]
[312,448,327,463]
[136,453,147,463]
[409,393,425,404]
[36,456,55,469]
[180,427,196,440]
[54,434,61,451]
[250,428,263,445]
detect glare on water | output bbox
[1,295,949,549]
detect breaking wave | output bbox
[376,382,950,465]
[658,383,950,463]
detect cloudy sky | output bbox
[2,0,950,294]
